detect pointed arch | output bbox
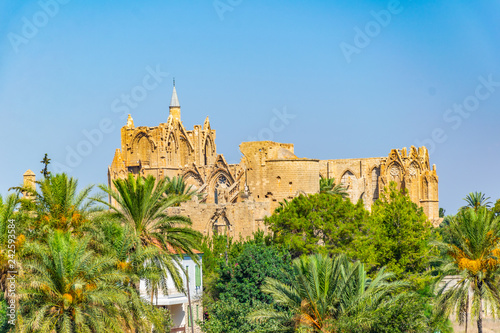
[340,170,356,188]
[423,177,429,199]
[207,208,232,237]
[387,162,402,188]
[166,132,178,167]
[204,135,215,165]
[408,161,421,178]
[182,170,204,188]
[131,132,155,166]
[371,166,380,201]
[179,135,191,167]
[210,171,233,204]
[131,131,155,150]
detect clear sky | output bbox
[1,0,499,215]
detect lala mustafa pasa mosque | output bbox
[23,83,441,237]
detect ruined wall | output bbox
[169,200,271,239]
[239,141,319,211]
[319,157,383,210]
[318,146,439,222]
[108,99,440,230]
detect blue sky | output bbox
[0,0,499,214]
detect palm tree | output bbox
[98,219,169,304]
[18,173,99,235]
[319,178,348,198]
[435,207,500,333]
[462,192,492,210]
[0,193,19,297]
[97,174,202,292]
[249,254,408,332]
[18,231,160,332]
[165,175,204,202]
[274,198,290,214]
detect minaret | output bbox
[169,79,181,121]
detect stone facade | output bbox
[108,85,441,237]
[319,145,439,221]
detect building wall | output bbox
[139,253,204,332]
[169,200,270,239]
[108,102,441,233]
[317,146,439,222]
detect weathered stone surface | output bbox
[108,86,440,237]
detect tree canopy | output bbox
[265,193,368,258]
[356,182,435,280]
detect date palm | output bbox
[97,174,202,292]
[165,175,204,202]
[249,254,408,332]
[0,193,19,297]
[18,231,159,332]
[462,192,492,210]
[319,178,348,199]
[18,173,99,235]
[435,207,500,333]
[98,219,170,304]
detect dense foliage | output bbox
[265,193,368,258]
[435,206,500,332]
[200,233,294,332]
[356,183,435,280]
[250,254,409,332]
[200,297,289,333]
[0,169,205,332]
[0,294,7,333]
[215,241,293,304]
[3,157,499,332]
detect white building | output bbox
[140,252,203,332]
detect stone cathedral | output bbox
[107,85,440,238]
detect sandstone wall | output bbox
[169,200,271,239]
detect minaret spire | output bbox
[169,79,181,120]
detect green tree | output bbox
[319,178,347,198]
[18,231,163,332]
[215,240,293,305]
[435,207,500,333]
[0,194,19,296]
[200,297,293,333]
[265,193,368,258]
[0,294,8,333]
[492,199,500,216]
[250,254,409,333]
[462,192,492,210]
[40,153,51,179]
[165,175,204,201]
[200,297,290,333]
[201,234,294,333]
[18,173,98,236]
[368,283,453,333]
[97,220,163,292]
[357,182,434,280]
[97,174,202,292]
[200,233,242,306]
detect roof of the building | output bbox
[170,86,180,107]
[153,240,203,255]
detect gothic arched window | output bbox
[371,167,380,201]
